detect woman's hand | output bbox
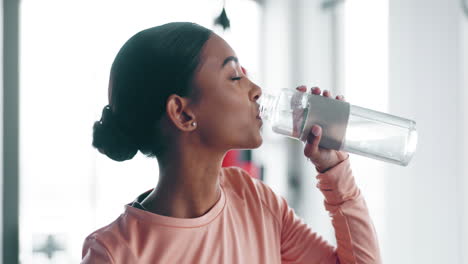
[296,85,350,173]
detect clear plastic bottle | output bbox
[258,88,418,166]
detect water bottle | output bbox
[258,88,418,166]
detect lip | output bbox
[255,106,262,126]
[256,115,263,127]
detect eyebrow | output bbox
[221,56,239,68]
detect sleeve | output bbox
[280,155,382,264]
[279,195,337,263]
[81,235,114,264]
[316,155,381,263]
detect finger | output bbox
[310,125,322,150]
[304,141,315,158]
[336,95,346,101]
[304,125,322,156]
[311,86,321,95]
[296,85,307,92]
[323,90,332,98]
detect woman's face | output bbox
[190,34,263,151]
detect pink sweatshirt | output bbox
[82,156,381,263]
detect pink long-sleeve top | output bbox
[82,156,381,263]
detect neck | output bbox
[141,142,226,218]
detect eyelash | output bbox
[231,77,243,81]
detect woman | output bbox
[82,22,381,263]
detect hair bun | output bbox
[92,105,138,161]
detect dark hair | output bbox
[92,22,213,161]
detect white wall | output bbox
[0,0,3,262]
[461,6,468,264]
[387,0,464,263]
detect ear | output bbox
[166,94,197,132]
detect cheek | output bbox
[213,97,250,127]
[198,93,250,134]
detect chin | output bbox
[232,131,263,149]
[250,135,263,149]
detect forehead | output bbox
[197,34,237,71]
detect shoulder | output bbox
[221,167,285,221]
[82,215,131,262]
[82,221,115,263]
[84,215,125,242]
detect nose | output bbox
[250,82,262,102]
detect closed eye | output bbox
[231,77,243,81]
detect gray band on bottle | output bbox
[300,95,350,150]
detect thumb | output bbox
[304,125,322,156]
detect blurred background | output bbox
[1,0,468,263]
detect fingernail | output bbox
[312,125,320,136]
[297,85,306,91]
